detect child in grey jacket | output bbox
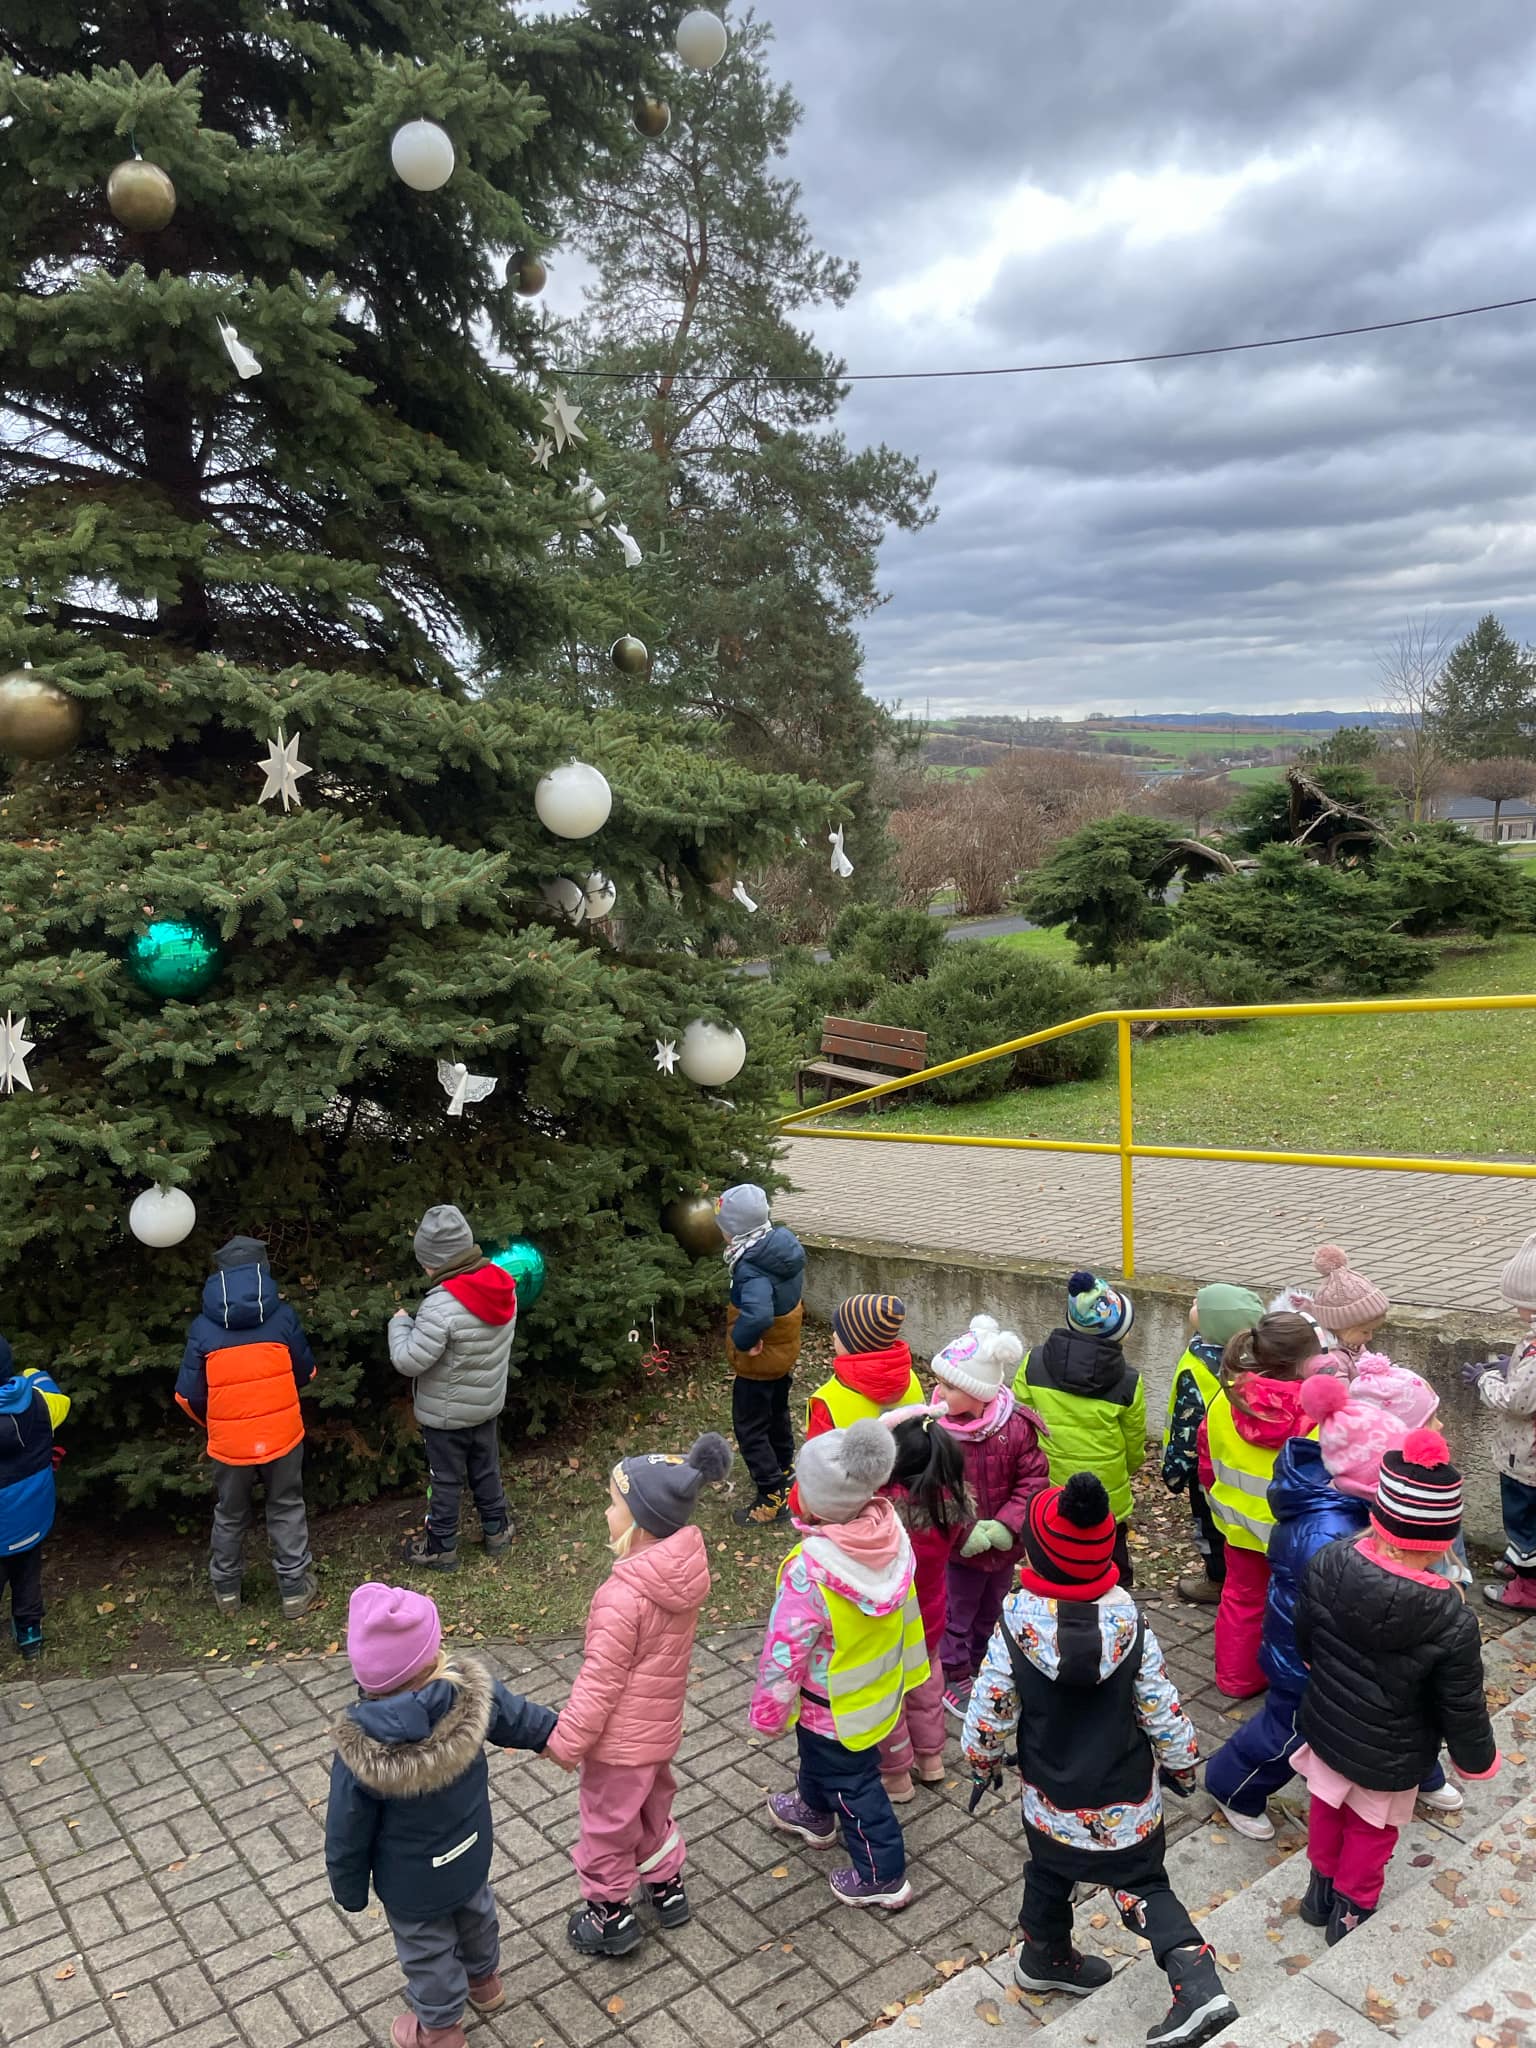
[389,1206,517,1572]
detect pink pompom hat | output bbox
[1300,1374,1407,1500]
[1295,1244,1390,1334]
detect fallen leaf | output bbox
[165,1860,185,1873]
[54,1966,75,1981]
[1429,1947,1456,1967]
[605,1997,624,2017]
[770,1866,789,1880]
[1466,2004,1495,2022]
[1218,1953,1241,1969]
[1510,1753,1528,1765]
[28,1755,46,1767]
[1503,1888,1523,1905]
[326,1641,340,1656]
[1432,1870,1469,1900]
[1364,1991,1398,2025]
[935,1960,967,1979]
[1514,1992,1536,2011]
[1474,2036,1497,2048]
[110,1992,128,2002]
[974,2000,1001,2027]
[95,1601,115,1616]
[1411,1853,1435,1867]
[903,2013,923,2029]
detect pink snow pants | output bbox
[572,1758,687,1903]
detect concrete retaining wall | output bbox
[799,1232,1520,1547]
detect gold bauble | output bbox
[0,671,83,761]
[632,95,672,140]
[106,158,178,232]
[611,635,650,676]
[514,252,547,298]
[662,1195,722,1260]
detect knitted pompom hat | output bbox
[930,1314,1025,1401]
[1301,1374,1406,1500]
[795,1417,897,1522]
[1296,1245,1389,1334]
[1021,1472,1119,1601]
[1348,1350,1439,1430]
[1501,1230,1536,1311]
[614,1432,733,1539]
[1372,1428,1463,1552]
[1066,1270,1134,1341]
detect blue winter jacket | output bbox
[175,1261,317,1424]
[1260,1437,1367,1696]
[728,1226,806,1353]
[326,1656,556,1917]
[0,1335,71,1557]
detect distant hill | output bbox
[1079,711,1378,731]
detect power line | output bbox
[557,292,1536,386]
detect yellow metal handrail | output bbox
[776,994,1536,1277]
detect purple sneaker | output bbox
[766,1790,837,1847]
[829,1867,913,1911]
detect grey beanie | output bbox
[795,1418,896,1523]
[215,1236,269,1272]
[1502,1230,1536,1310]
[717,1183,770,1240]
[615,1433,733,1538]
[414,1204,475,1270]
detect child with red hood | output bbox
[806,1295,925,1439]
[1198,1311,1320,1698]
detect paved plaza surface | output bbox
[0,1593,1244,2048]
[780,1134,1536,1315]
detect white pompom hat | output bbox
[930,1314,1024,1401]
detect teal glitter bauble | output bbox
[490,1237,546,1307]
[123,918,224,999]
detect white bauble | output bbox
[535,760,612,839]
[676,9,729,68]
[679,1018,747,1086]
[540,877,588,924]
[583,872,617,921]
[390,120,455,192]
[129,1184,196,1248]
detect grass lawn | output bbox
[1084,726,1317,761]
[820,932,1536,1159]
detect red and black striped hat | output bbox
[1020,1472,1120,1601]
[1371,1429,1462,1553]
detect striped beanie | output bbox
[1371,1429,1462,1553]
[833,1293,906,1352]
[1020,1473,1119,1602]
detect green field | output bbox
[1083,725,1321,760]
[821,932,1536,1160]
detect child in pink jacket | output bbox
[547,1433,731,1959]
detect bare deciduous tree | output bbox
[1454,756,1536,838]
[1373,617,1452,822]
[1147,771,1236,838]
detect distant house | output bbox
[1435,794,1536,843]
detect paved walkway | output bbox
[780,1136,1536,1315]
[0,1595,1236,2048]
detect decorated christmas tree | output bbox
[0,3,823,1508]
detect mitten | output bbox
[961,1518,1012,1557]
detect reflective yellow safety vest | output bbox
[1205,1388,1290,1554]
[1161,1346,1222,1454]
[808,1370,925,1435]
[780,1545,930,1750]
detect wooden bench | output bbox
[795,1016,929,1108]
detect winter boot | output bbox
[212,1585,241,1617]
[14,1623,42,1664]
[1326,1892,1375,1946]
[1176,1573,1221,1607]
[1483,1574,1536,1611]
[1147,1944,1237,2046]
[280,1574,322,1620]
[733,1491,788,1528]
[881,1769,916,1805]
[828,1867,912,1911]
[402,1533,459,1575]
[566,1898,644,1957]
[914,1752,948,1785]
[480,1524,513,1557]
[1012,1937,1112,1997]
[1299,1867,1335,1927]
[766,1789,837,1848]
[390,2017,466,2048]
[466,1972,505,2014]
[648,1877,691,1928]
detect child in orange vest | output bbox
[176,1236,320,1620]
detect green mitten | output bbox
[960,1518,1012,1557]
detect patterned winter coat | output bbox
[1475,1333,1536,1489]
[545,1525,711,1768]
[388,1256,517,1431]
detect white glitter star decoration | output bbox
[829,825,854,879]
[609,519,643,568]
[257,727,312,812]
[539,386,587,453]
[653,1038,679,1076]
[528,436,555,472]
[437,1061,497,1118]
[216,317,262,380]
[0,1012,35,1095]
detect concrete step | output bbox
[1404,1925,1536,2045]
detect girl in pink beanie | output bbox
[1295,1245,1391,1364]
[326,1584,557,2048]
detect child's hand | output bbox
[960,1519,1012,1558]
[1460,1360,1495,1388]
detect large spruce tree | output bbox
[1430,614,1536,760]
[0,2,822,1509]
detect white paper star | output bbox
[731,881,759,913]
[573,471,607,526]
[216,317,262,380]
[609,519,643,568]
[436,1060,497,1118]
[528,436,555,472]
[653,1038,679,1076]
[539,386,587,453]
[0,1012,35,1095]
[829,825,854,879]
[257,727,312,812]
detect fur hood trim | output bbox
[334,1656,492,1799]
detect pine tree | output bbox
[0,4,824,1509]
[1430,614,1536,760]
[541,10,934,929]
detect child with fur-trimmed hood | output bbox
[326,1583,557,2048]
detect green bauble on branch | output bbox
[491,1236,546,1305]
[123,918,225,999]
[106,157,177,231]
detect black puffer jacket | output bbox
[1295,1537,1496,1791]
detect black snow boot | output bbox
[1146,1943,1238,2046]
[1299,1867,1335,1927]
[1326,1892,1375,1947]
[1012,1937,1112,1997]
[566,1898,644,1958]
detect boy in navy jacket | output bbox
[0,1333,70,1661]
[327,1582,557,2048]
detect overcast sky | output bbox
[735,0,1536,718]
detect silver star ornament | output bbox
[653,1038,680,1076]
[528,435,555,472]
[0,1012,35,1095]
[257,727,313,812]
[539,386,587,453]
